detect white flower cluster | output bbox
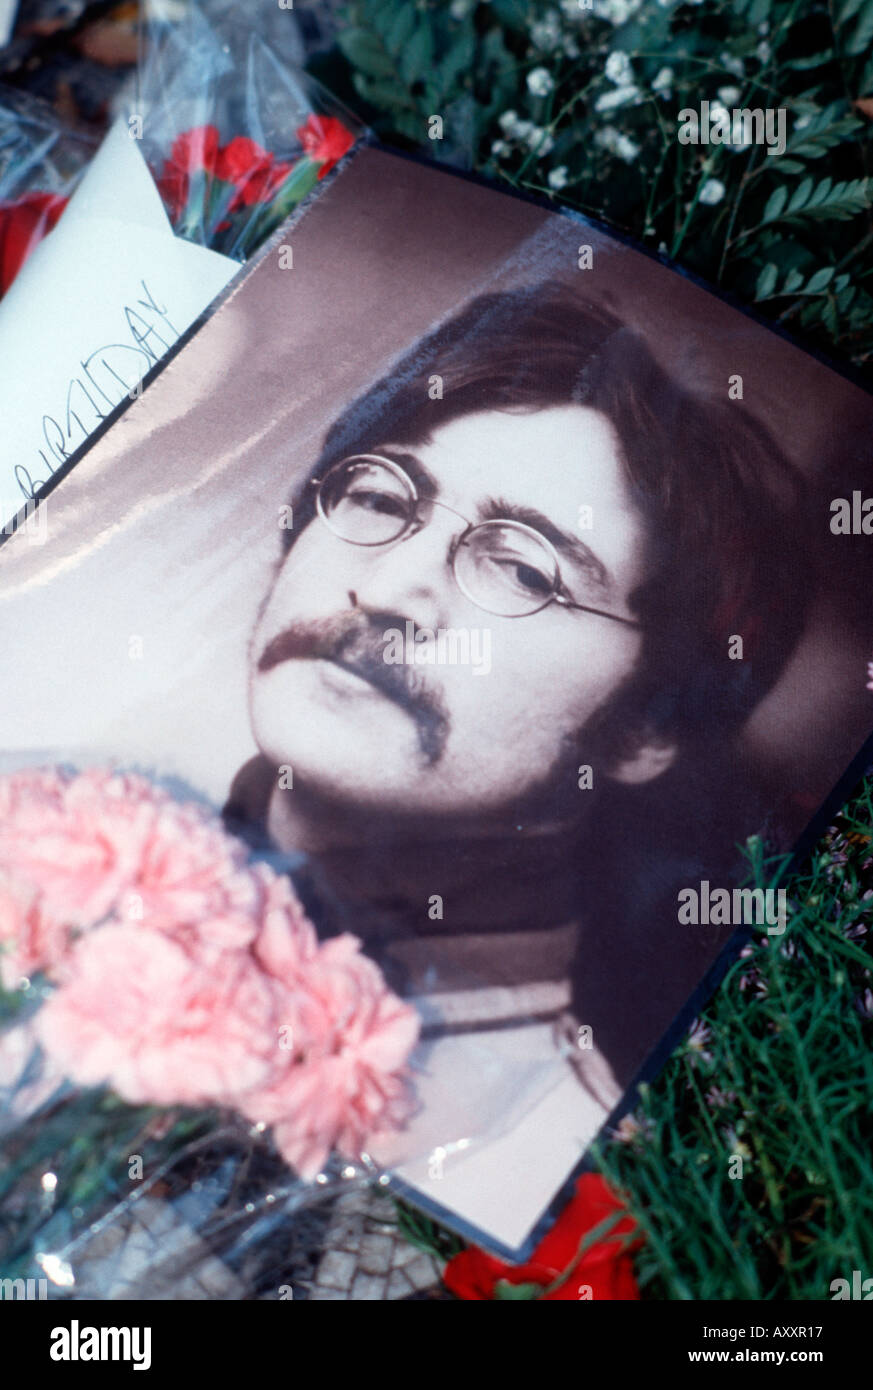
[590,0,645,24]
[530,9,564,51]
[652,65,673,98]
[493,109,556,159]
[527,66,556,97]
[595,48,642,112]
[548,165,570,189]
[594,125,640,162]
[699,177,725,205]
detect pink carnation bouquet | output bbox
[0,766,419,1294]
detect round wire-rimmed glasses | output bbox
[310,453,641,625]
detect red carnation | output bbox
[168,124,220,174]
[0,191,68,297]
[213,135,271,187]
[156,124,220,222]
[212,137,292,210]
[443,1174,643,1301]
[296,114,355,179]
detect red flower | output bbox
[168,124,220,174]
[156,125,220,222]
[213,135,270,187]
[0,191,68,296]
[443,1174,643,1301]
[296,114,355,179]
[212,137,293,210]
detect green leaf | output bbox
[401,23,435,86]
[441,31,476,90]
[494,1279,545,1300]
[787,112,864,160]
[756,262,779,297]
[386,5,416,54]
[354,75,419,114]
[805,267,836,292]
[838,0,866,24]
[764,185,789,221]
[783,268,804,293]
[783,48,835,70]
[845,0,873,55]
[338,26,396,81]
[489,0,530,30]
[788,176,815,211]
[793,178,870,221]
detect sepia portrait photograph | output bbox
[2,143,872,1261]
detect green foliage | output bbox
[393,1194,466,1262]
[327,0,873,373]
[593,779,873,1300]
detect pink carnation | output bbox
[0,767,160,932]
[0,765,421,1176]
[244,924,420,1178]
[0,869,67,986]
[35,925,280,1106]
[0,767,262,968]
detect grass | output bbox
[593,772,873,1300]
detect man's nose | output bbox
[345,512,462,630]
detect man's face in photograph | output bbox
[248,402,675,823]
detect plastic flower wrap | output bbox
[0,767,418,1297]
[0,87,94,297]
[134,3,364,261]
[152,115,356,261]
[0,3,364,302]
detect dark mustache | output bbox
[257,612,450,764]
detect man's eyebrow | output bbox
[482,497,612,593]
[378,447,438,497]
[376,448,612,593]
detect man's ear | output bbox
[606,735,678,786]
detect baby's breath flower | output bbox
[699,177,726,205]
[530,11,563,51]
[499,111,536,143]
[757,39,771,63]
[527,126,556,155]
[548,164,570,189]
[717,85,742,106]
[594,84,640,112]
[605,50,633,86]
[527,66,556,97]
[594,0,644,23]
[652,65,673,97]
[491,139,510,157]
[595,126,641,162]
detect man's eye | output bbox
[344,487,408,517]
[486,554,553,595]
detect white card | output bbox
[0,0,18,48]
[0,121,239,525]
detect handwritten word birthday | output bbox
[15,281,178,502]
